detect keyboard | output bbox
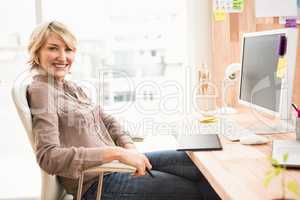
[272,140,300,166]
[193,117,254,141]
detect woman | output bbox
[27,21,220,200]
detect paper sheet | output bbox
[255,0,298,17]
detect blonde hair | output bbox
[28,21,77,70]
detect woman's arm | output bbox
[99,108,134,147]
[123,143,137,150]
[75,83,134,148]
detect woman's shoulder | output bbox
[27,75,57,97]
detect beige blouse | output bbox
[27,74,134,196]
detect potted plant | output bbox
[264,153,300,200]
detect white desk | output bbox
[135,135,178,153]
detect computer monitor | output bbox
[238,28,298,132]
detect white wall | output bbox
[186,0,212,114]
[186,0,212,68]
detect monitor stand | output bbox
[217,106,238,114]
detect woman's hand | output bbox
[118,148,152,177]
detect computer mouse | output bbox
[239,134,269,145]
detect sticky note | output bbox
[199,116,218,124]
[214,9,226,21]
[285,18,297,28]
[276,57,287,78]
[233,0,244,10]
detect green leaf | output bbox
[263,170,276,187]
[265,170,274,176]
[287,180,300,196]
[271,158,279,166]
[274,167,283,176]
[283,153,289,163]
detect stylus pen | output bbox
[146,168,155,178]
[292,103,300,118]
[292,103,298,111]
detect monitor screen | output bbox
[239,33,284,114]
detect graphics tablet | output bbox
[177,134,222,151]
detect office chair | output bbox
[11,70,136,200]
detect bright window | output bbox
[43,0,187,106]
[43,0,187,77]
[0,0,35,46]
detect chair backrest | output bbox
[11,70,69,200]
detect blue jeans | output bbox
[82,150,220,200]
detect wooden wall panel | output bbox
[211,0,300,106]
[293,34,300,104]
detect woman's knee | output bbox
[145,150,192,167]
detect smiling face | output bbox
[38,33,76,81]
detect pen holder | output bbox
[296,118,300,140]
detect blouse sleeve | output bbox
[75,83,134,147]
[99,107,134,147]
[28,81,110,179]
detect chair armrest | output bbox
[77,161,136,200]
[83,161,136,174]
